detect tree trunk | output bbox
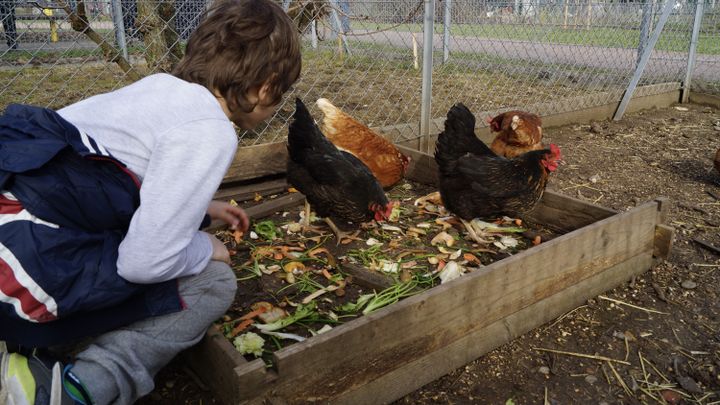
[58,0,141,81]
[137,0,184,73]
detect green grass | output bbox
[352,22,720,55]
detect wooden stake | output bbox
[532,347,631,365]
[412,32,419,70]
[598,295,669,315]
[607,361,633,397]
[693,238,720,255]
[585,0,592,30]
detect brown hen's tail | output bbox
[316,98,344,122]
[315,98,337,113]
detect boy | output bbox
[0,0,301,403]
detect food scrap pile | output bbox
[215,180,558,363]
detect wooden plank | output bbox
[334,251,653,405]
[267,202,659,400]
[654,196,670,224]
[244,193,305,219]
[341,263,394,291]
[689,92,720,109]
[214,178,289,202]
[384,83,680,148]
[184,327,267,404]
[654,224,674,260]
[525,190,617,233]
[224,141,288,183]
[397,144,438,186]
[205,193,305,232]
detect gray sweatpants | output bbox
[68,261,237,405]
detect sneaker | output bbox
[0,350,92,405]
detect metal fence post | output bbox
[614,0,674,121]
[681,0,704,103]
[420,0,435,154]
[311,19,318,50]
[327,0,352,56]
[442,0,452,64]
[637,0,653,66]
[110,0,128,61]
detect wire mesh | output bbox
[692,2,720,95]
[0,0,718,147]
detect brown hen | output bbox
[487,111,544,158]
[316,98,410,188]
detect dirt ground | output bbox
[138,102,720,405]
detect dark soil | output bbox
[215,178,555,365]
[138,103,720,405]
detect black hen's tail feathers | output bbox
[288,98,328,162]
[445,103,476,138]
[435,103,492,163]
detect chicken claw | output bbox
[460,219,492,245]
[324,218,360,245]
[300,201,322,234]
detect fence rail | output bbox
[1,0,718,146]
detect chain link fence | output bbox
[0,0,718,146]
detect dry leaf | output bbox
[439,261,464,283]
[532,235,542,245]
[257,307,288,324]
[288,187,298,193]
[233,229,244,244]
[252,246,275,260]
[381,224,403,232]
[401,260,418,269]
[283,261,306,273]
[431,231,455,247]
[254,193,263,202]
[463,253,480,264]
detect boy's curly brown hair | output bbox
[173,0,301,113]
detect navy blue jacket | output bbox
[0,104,183,347]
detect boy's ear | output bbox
[256,80,273,105]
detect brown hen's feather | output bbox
[316,98,409,188]
[488,110,544,158]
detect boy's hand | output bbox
[207,200,249,232]
[208,234,231,264]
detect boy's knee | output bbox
[179,260,237,312]
[204,260,237,308]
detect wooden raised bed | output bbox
[187,144,673,405]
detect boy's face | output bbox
[229,101,279,130]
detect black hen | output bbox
[287,98,393,242]
[435,103,561,221]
